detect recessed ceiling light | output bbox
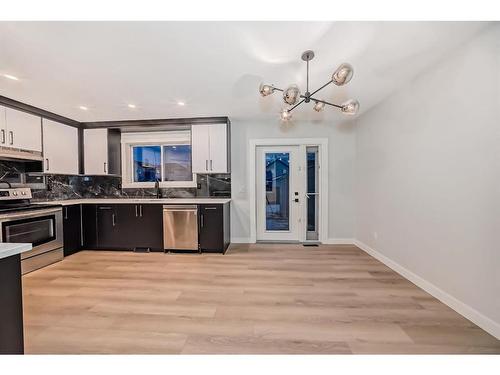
[3,74,19,81]
[128,104,136,109]
[79,106,88,111]
[177,101,186,106]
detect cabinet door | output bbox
[5,108,42,152]
[84,128,108,175]
[135,204,163,251]
[0,106,7,146]
[63,205,82,256]
[96,205,119,249]
[208,123,228,173]
[42,119,79,175]
[191,125,210,173]
[199,204,224,251]
[82,204,97,249]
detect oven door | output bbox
[0,207,63,259]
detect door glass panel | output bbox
[132,146,161,182]
[265,152,290,231]
[306,147,319,240]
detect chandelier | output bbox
[259,50,359,121]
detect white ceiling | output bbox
[0,21,490,123]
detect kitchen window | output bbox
[121,131,196,188]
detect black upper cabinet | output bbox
[62,204,82,257]
[199,203,230,253]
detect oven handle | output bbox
[0,207,62,221]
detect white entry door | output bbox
[256,146,303,241]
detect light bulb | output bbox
[259,83,274,97]
[341,99,359,115]
[280,108,292,122]
[313,101,325,112]
[282,84,301,105]
[332,63,354,86]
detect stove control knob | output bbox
[13,191,18,196]
[21,191,26,195]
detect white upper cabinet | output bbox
[0,106,42,152]
[191,123,229,174]
[84,128,108,175]
[42,119,79,175]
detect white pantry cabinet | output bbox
[0,106,42,152]
[42,119,79,175]
[191,123,229,174]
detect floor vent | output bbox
[134,247,151,253]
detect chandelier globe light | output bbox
[259,50,359,121]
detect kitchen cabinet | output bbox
[84,128,121,175]
[42,119,79,175]
[199,202,230,253]
[0,106,42,152]
[0,254,24,354]
[95,204,163,251]
[82,204,97,249]
[63,204,82,257]
[191,123,230,174]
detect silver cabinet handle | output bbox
[1,129,5,144]
[135,205,139,217]
[210,159,213,171]
[200,214,204,228]
[112,213,116,227]
[45,158,50,171]
[64,207,68,220]
[9,131,13,145]
[139,205,143,217]
[204,207,217,210]
[103,162,107,174]
[205,159,208,171]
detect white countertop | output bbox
[0,243,32,260]
[34,198,231,206]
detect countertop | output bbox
[34,198,231,206]
[0,243,33,260]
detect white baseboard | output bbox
[230,237,252,244]
[323,238,355,245]
[353,240,500,340]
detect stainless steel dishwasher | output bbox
[163,205,199,252]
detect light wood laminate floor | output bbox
[22,244,500,354]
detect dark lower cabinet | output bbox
[62,204,82,256]
[199,203,230,253]
[134,204,163,251]
[82,204,97,249]
[0,254,24,354]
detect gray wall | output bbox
[354,25,500,334]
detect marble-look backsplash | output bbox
[0,160,230,201]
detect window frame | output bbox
[121,131,196,189]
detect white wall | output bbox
[230,117,356,243]
[354,25,500,337]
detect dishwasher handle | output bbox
[163,205,198,211]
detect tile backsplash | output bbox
[0,160,230,201]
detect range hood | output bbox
[0,146,44,162]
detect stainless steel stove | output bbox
[0,187,63,274]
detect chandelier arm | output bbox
[288,99,306,112]
[309,97,343,109]
[272,87,284,92]
[309,79,333,97]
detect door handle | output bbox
[135,205,138,217]
[103,162,107,174]
[139,205,143,217]
[210,160,213,171]
[45,158,50,171]
[1,129,5,144]
[9,131,13,145]
[64,207,68,220]
[112,213,116,226]
[200,214,204,228]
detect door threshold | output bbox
[256,240,301,244]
